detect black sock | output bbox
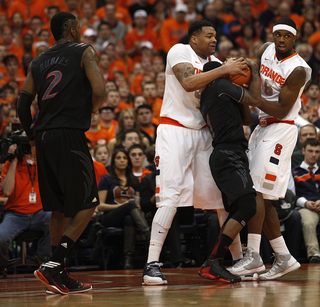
[209,234,233,260]
[50,235,74,264]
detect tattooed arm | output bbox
[257,67,306,119]
[82,46,106,112]
[172,57,248,92]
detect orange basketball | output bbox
[229,67,252,87]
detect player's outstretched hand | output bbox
[223,57,248,77]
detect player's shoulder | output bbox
[168,43,190,54]
[68,42,90,50]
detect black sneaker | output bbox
[198,258,241,283]
[142,261,168,285]
[45,268,92,294]
[34,261,69,295]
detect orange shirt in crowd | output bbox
[36,0,68,23]
[124,28,162,64]
[93,160,108,186]
[8,0,47,23]
[0,71,26,91]
[95,5,132,26]
[160,18,189,53]
[148,97,162,124]
[109,58,132,81]
[1,158,43,214]
[85,129,112,148]
[248,0,268,19]
[100,119,119,141]
[118,101,133,114]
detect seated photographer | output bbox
[0,142,51,272]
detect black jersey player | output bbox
[198,59,261,283]
[18,12,106,295]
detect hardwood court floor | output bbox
[0,264,320,307]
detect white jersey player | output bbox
[229,17,312,281]
[142,20,248,285]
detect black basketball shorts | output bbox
[35,128,99,217]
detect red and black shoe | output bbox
[34,261,69,295]
[198,258,241,284]
[45,268,92,295]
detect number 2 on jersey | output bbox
[42,70,62,100]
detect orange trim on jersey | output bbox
[265,174,277,182]
[160,117,187,128]
[155,187,160,194]
[273,50,298,63]
[160,117,207,129]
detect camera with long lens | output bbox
[0,124,31,163]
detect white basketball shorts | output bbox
[248,122,298,200]
[155,124,224,210]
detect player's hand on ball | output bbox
[223,57,249,77]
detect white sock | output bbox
[269,236,290,255]
[147,221,168,263]
[247,233,261,253]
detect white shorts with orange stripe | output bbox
[155,124,224,209]
[248,122,298,200]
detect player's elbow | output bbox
[181,81,196,92]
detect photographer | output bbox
[0,142,51,273]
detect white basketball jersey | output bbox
[259,43,311,121]
[160,43,221,129]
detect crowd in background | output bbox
[1,0,320,269]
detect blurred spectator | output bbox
[296,42,313,63]
[21,52,33,76]
[144,145,155,172]
[118,81,134,106]
[78,1,99,30]
[21,33,33,58]
[249,40,263,59]
[99,3,127,41]
[65,0,81,16]
[0,44,7,78]
[8,0,46,25]
[99,106,118,141]
[202,2,230,42]
[95,0,133,33]
[34,41,49,57]
[152,55,165,75]
[258,0,279,40]
[0,84,15,107]
[82,27,98,47]
[136,104,158,145]
[249,0,268,20]
[95,21,116,53]
[99,52,111,82]
[292,138,320,263]
[11,12,26,44]
[216,39,233,62]
[301,82,320,116]
[300,20,317,43]
[235,23,261,54]
[128,144,151,181]
[29,16,44,41]
[308,40,320,81]
[184,0,202,23]
[106,89,132,118]
[141,81,162,124]
[85,111,110,148]
[129,0,153,18]
[292,124,318,168]
[94,144,110,172]
[0,54,25,91]
[229,2,260,39]
[105,79,117,94]
[147,0,169,33]
[133,94,147,111]
[160,3,189,54]
[125,9,161,64]
[2,26,23,62]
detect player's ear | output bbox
[190,35,197,45]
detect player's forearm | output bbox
[240,104,254,126]
[92,91,107,113]
[258,98,290,119]
[181,65,229,92]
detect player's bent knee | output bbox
[153,206,177,229]
[231,194,257,226]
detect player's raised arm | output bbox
[82,46,106,113]
[172,57,248,92]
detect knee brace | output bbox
[153,206,177,229]
[230,194,257,227]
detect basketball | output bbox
[229,67,252,87]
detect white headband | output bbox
[273,24,297,36]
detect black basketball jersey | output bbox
[200,78,248,147]
[31,42,93,131]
